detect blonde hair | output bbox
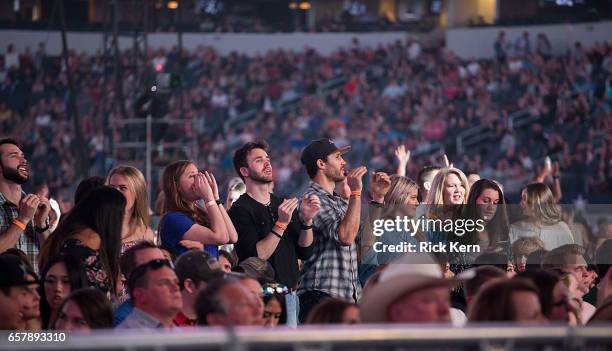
[521,183,561,225]
[511,236,545,257]
[425,167,470,219]
[107,165,150,235]
[384,175,419,205]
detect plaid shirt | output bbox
[0,191,39,272]
[297,181,362,302]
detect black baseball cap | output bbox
[174,250,221,285]
[300,139,351,170]
[0,254,38,287]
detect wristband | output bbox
[271,229,283,239]
[35,223,50,233]
[300,221,313,230]
[274,221,288,231]
[350,190,362,197]
[216,199,223,205]
[204,200,216,209]
[13,219,27,231]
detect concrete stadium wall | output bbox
[446,21,612,59]
[0,30,415,56]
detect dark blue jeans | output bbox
[298,290,330,323]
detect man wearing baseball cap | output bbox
[298,138,390,322]
[360,253,460,323]
[0,254,39,329]
[173,250,223,326]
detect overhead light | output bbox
[289,2,298,9]
[299,2,311,10]
[167,1,179,9]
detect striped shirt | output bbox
[297,181,362,302]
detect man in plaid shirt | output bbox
[297,139,390,322]
[0,138,51,272]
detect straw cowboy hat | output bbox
[360,253,467,323]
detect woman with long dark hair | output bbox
[39,255,87,329]
[159,160,237,257]
[39,186,125,298]
[460,179,510,251]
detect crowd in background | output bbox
[1,31,612,334]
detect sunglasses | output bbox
[262,283,289,296]
[128,259,174,285]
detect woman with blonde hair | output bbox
[158,160,238,258]
[509,183,574,250]
[425,167,470,218]
[107,166,155,252]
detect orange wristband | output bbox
[350,190,362,197]
[274,221,288,231]
[13,219,26,231]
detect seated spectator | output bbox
[39,186,125,298]
[512,237,546,272]
[159,160,237,258]
[305,298,360,324]
[17,263,41,330]
[262,284,288,327]
[195,276,263,326]
[510,183,574,250]
[0,254,39,330]
[360,253,458,323]
[53,288,113,331]
[473,252,515,277]
[114,242,167,326]
[40,255,87,329]
[117,259,182,329]
[542,244,595,323]
[234,256,276,282]
[218,249,237,272]
[518,270,576,324]
[468,278,545,323]
[174,250,222,326]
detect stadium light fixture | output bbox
[289,2,298,10]
[167,1,179,9]
[299,2,311,10]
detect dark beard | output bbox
[0,163,29,185]
[250,172,273,184]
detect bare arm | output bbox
[217,204,238,243]
[255,198,299,260]
[337,167,368,246]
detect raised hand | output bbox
[194,172,215,202]
[443,154,454,168]
[277,198,299,224]
[394,145,410,165]
[34,196,51,228]
[346,166,368,192]
[202,171,220,200]
[300,194,321,224]
[18,194,40,223]
[370,172,391,202]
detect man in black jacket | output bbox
[229,141,320,327]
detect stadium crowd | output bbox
[1,32,612,331]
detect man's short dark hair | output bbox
[120,241,160,280]
[417,166,440,187]
[195,276,238,325]
[596,239,612,278]
[233,141,269,181]
[0,138,19,158]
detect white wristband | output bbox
[205,200,216,208]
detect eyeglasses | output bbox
[262,283,289,296]
[128,259,174,286]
